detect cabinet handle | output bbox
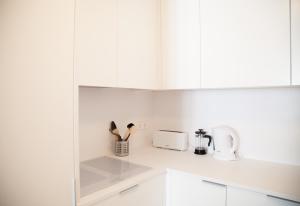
[202,180,226,187]
[119,184,139,195]
[267,195,300,204]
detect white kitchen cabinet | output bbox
[75,0,118,87]
[227,186,300,206]
[76,0,159,89]
[91,174,166,206]
[0,0,75,206]
[118,0,160,89]
[200,0,290,88]
[161,0,201,89]
[167,170,226,206]
[292,0,300,85]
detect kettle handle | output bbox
[229,130,239,153]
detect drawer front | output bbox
[92,174,165,206]
[227,186,300,206]
[168,170,226,206]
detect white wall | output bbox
[79,87,154,161]
[79,87,300,165]
[152,87,300,165]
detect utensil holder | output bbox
[115,141,129,157]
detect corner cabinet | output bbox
[91,174,166,206]
[292,0,300,85]
[161,0,201,89]
[167,170,226,206]
[200,0,291,88]
[75,0,160,89]
[227,186,300,206]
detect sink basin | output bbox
[80,156,151,197]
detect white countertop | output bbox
[80,156,151,197]
[79,147,300,206]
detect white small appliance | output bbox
[212,126,239,161]
[153,130,188,151]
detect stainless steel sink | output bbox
[80,156,151,197]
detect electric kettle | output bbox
[212,126,239,161]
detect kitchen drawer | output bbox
[167,170,226,206]
[91,174,166,206]
[227,186,300,206]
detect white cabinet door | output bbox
[292,0,300,85]
[161,0,201,89]
[227,186,300,206]
[75,0,117,87]
[0,0,74,206]
[200,0,290,88]
[92,174,165,206]
[168,170,226,206]
[118,0,160,89]
[118,174,165,206]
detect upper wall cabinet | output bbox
[118,0,160,89]
[200,0,291,88]
[75,0,160,89]
[161,0,201,89]
[75,0,118,87]
[292,0,300,85]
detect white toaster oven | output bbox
[152,130,188,151]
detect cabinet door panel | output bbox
[201,0,290,88]
[0,0,74,205]
[227,186,300,206]
[75,0,117,87]
[118,174,165,206]
[118,0,160,89]
[168,170,226,206]
[161,0,201,89]
[292,0,300,85]
[92,174,165,206]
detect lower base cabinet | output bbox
[92,174,166,206]
[167,170,226,206]
[227,186,300,206]
[89,171,299,206]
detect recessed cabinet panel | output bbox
[227,186,300,206]
[292,0,300,85]
[75,0,117,87]
[201,0,290,88]
[168,170,226,206]
[161,0,201,89]
[118,0,160,89]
